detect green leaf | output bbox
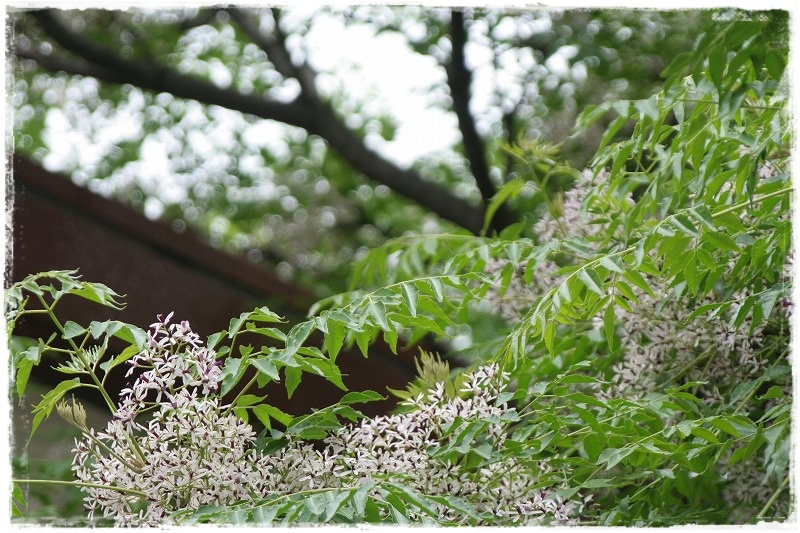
[321,318,346,361]
[634,94,659,121]
[576,102,612,130]
[207,331,226,349]
[416,296,455,326]
[624,269,655,297]
[385,483,438,518]
[284,320,315,360]
[730,424,765,466]
[730,296,754,330]
[614,280,639,304]
[30,378,82,439]
[285,366,303,398]
[581,478,617,489]
[401,283,418,318]
[597,115,630,152]
[558,374,600,385]
[690,425,719,444]
[703,231,739,252]
[707,41,725,90]
[543,321,556,354]
[235,394,266,408]
[99,343,139,374]
[683,254,699,295]
[62,321,86,340]
[756,287,781,326]
[599,255,625,274]
[558,280,572,303]
[70,281,125,309]
[686,301,729,322]
[688,206,716,231]
[15,357,34,402]
[695,247,717,271]
[250,306,284,323]
[578,268,605,297]
[254,404,293,428]
[354,327,372,357]
[220,358,245,397]
[676,420,692,438]
[366,298,391,331]
[765,49,786,80]
[482,179,525,235]
[299,357,346,390]
[353,480,377,517]
[228,314,249,338]
[603,304,616,350]
[11,483,27,517]
[340,390,386,405]
[597,447,635,470]
[324,490,354,522]
[89,320,147,348]
[707,417,741,438]
[251,357,280,382]
[583,433,605,463]
[428,277,445,302]
[671,214,700,236]
[758,385,783,401]
[383,328,398,354]
[610,142,634,181]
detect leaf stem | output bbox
[35,293,117,414]
[223,373,260,417]
[13,478,147,497]
[755,473,790,519]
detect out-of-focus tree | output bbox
[10,6,702,293]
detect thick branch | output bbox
[446,10,512,232]
[31,10,315,128]
[15,47,122,81]
[26,9,487,233]
[502,104,519,181]
[307,104,485,234]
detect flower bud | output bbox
[56,398,88,431]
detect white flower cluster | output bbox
[485,169,610,323]
[533,168,605,242]
[484,168,788,406]
[71,314,579,526]
[321,363,580,525]
[72,313,273,526]
[483,258,559,322]
[609,276,788,404]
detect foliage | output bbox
[7,8,793,527]
[10,7,704,293]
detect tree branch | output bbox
[15,47,123,82]
[445,10,513,233]
[502,103,519,181]
[306,103,485,234]
[25,9,488,234]
[177,8,217,32]
[227,7,318,100]
[30,10,316,128]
